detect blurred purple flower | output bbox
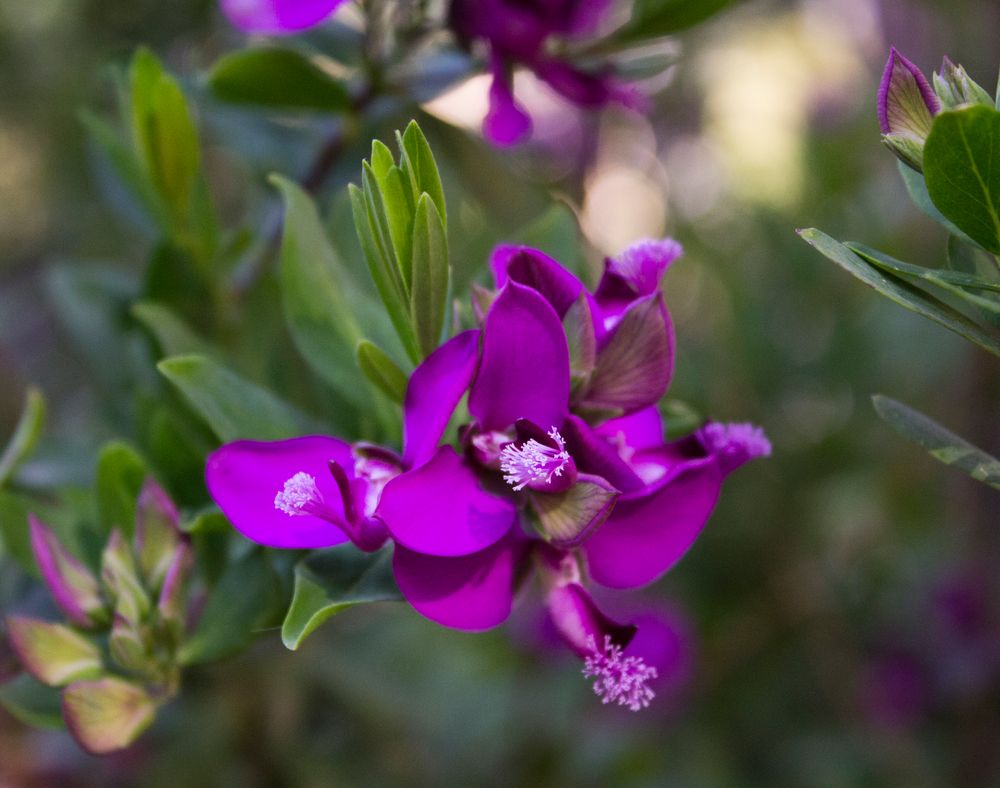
[449,0,640,145]
[861,650,928,730]
[220,0,347,35]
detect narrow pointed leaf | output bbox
[0,387,45,488]
[62,677,157,755]
[400,121,446,227]
[281,545,401,650]
[847,242,1000,318]
[409,194,450,357]
[614,0,734,42]
[132,301,217,359]
[799,229,1000,357]
[924,106,1000,254]
[356,340,408,403]
[158,355,316,442]
[6,616,103,687]
[350,184,420,362]
[208,48,349,111]
[872,395,1000,491]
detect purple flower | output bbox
[220,0,347,35]
[206,330,482,554]
[877,48,940,170]
[204,238,769,710]
[449,0,639,145]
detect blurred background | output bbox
[2,0,1000,784]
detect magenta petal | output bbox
[469,281,570,432]
[220,0,346,35]
[377,446,516,557]
[595,238,682,319]
[546,582,635,657]
[491,246,585,319]
[392,531,523,630]
[403,330,481,468]
[484,65,532,146]
[595,406,664,453]
[562,415,644,494]
[205,437,353,549]
[584,462,722,589]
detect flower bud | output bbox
[5,615,103,687]
[28,515,106,628]
[933,56,995,110]
[62,677,157,755]
[878,48,940,171]
[134,478,182,593]
[101,530,151,625]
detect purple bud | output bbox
[878,48,940,170]
[157,541,194,628]
[134,478,182,593]
[878,48,940,136]
[28,515,105,628]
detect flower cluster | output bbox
[5,481,192,753]
[206,238,770,710]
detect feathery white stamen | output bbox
[582,635,658,712]
[274,472,322,516]
[499,427,571,491]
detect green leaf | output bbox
[0,387,45,488]
[872,395,1000,491]
[281,545,400,650]
[399,121,447,228]
[799,229,1000,357]
[0,492,34,572]
[614,0,735,42]
[847,242,1000,318]
[409,194,451,358]
[0,674,64,730]
[129,48,200,223]
[179,550,279,665]
[924,106,1000,254]
[131,301,217,359]
[80,110,166,232]
[350,184,420,362]
[208,48,350,111]
[62,677,158,755]
[96,442,149,539]
[158,355,315,442]
[271,176,370,409]
[898,162,965,237]
[356,340,408,404]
